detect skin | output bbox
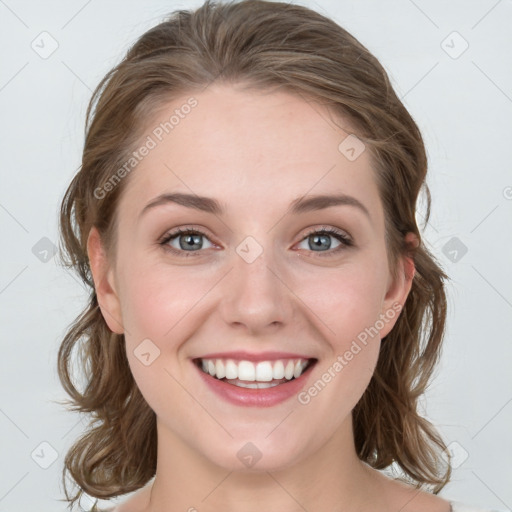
[87,83,451,512]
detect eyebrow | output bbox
[138,192,371,220]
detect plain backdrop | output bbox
[0,0,511,510]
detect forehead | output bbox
[117,84,383,224]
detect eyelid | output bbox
[158,225,220,255]
[294,225,353,257]
[158,224,353,257]
[300,225,353,243]
[158,225,212,245]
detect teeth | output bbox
[215,359,225,379]
[284,360,295,380]
[231,380,282,389]
[225,360,237,379]
[238,360,256,381]
[255,361,273,381]
[273,360,285,379]
[198,357,311,382]
[293,360,304,379]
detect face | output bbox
[88,83,412,472]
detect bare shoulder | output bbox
[365,466,451,512]
[109,482,153,512]
[383,477,451,512]
[396,487,451,512]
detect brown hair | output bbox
[57,0,452,509]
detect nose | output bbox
[218,245,294,334]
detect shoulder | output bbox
[392,488,451,512]
[449,500,510,512]
[371,468,508,512]
[90,506,115,512]
[92,482,153,512]
[89,503,131,512]
[89,503,115,512]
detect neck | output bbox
[146,415,380,512]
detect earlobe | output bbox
[379,232,418,339]
[87,226,124,334]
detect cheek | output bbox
[297,259,389,346]
[118,266,208,417]
[294,265,387,424]
[118,262,221,410]
[118,259,217,340]
[293,260,388,407]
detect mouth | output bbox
[193,356,317,389]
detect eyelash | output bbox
[158,227,353,258]
[158,226,353,258]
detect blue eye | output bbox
[297,227,353,256]
[159,228,213,256]
[159,226,352,257]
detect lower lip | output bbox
[194,360,316,407]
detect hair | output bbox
[57,0,452,509]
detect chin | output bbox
[196,432,311,473]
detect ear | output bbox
[87,226,124,334]
[378,232,418,339]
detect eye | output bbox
[158,225,353,258]
[159,227,215,256]
[296,227,353,256]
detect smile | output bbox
[192,354,317,406]
[196,357,313,388]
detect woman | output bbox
[57,1,502,511]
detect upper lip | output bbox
[194,351,316,362]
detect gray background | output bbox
[0,0,511,510]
